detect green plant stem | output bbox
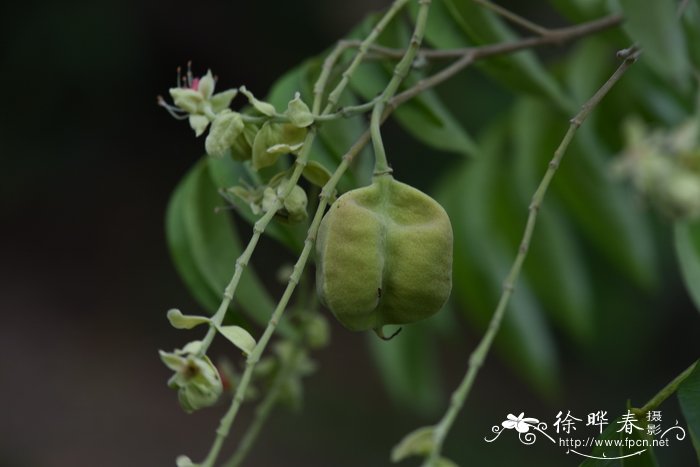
[224,345,305,467]
[421,50,640,467]
[233,14,621,129]
[633,360,698,416]
[320,0,410,115]
[371,0,432,175]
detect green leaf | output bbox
[368,322,443,417]
[166,308,210,329]
[166,168,222,311]
[217,325,257,355]
[166,158,292,337]
[391,426,435,462]
[682,1,700,71]
[558,127,657,288]
[617,0,691,92]
[418,0,574,113]
[674,221,700,314]
[678,361,700,462]
[547,0,607,22]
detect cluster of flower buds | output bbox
[615,116,700,220]
[159,65,325,226]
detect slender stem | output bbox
[323,0,410,114]
[371,0,432,175]
[196,206,277,357]
[224,345,305,467]
[422,51,640,467]
[633,360,698,416]
[471,0,551,36]
[330,14,621,60]
[235,14,622,128]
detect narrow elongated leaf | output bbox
[674,221,700,314]
[547,0,607,22]
[167,158,291,336]
[617,0,691,91]
[417,0,574,113]
[678,361,700,462]
[166,170,222,311]
[557,127,657,288]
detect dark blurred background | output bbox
[1,0,698,466]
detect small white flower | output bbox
[502,412,539,433]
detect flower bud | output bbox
[205,110,245,158]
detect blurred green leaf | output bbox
[674,221,700,314]
[682,1,700,71]
[167,158,290,335]
[368,323,443,417]
[556,127,657,288]
[166,169,222,311]
[678,361,700,462]
[616,0,691,91]
[547,0,607,22]
[418,0,574,113]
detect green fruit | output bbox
[315,175,453,334]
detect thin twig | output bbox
[371,0,432,175]
[420,50,640,467]
[471,0,551,36]
[335,14,622,60]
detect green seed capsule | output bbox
[315,175,453,334]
